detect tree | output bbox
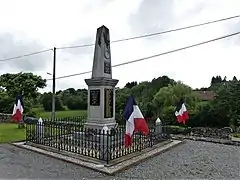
[124,81,138,89]
[0,72,46,113]
[41,93,64,111]
[211,81,240,128]
[66,96,87,110]
[0,72,46,98]
[152,82,200,124]
[209,75,224,92]
[223,76,227,82]
[0,91,15,113]
[232,76,238,81]
[115,88,131,114]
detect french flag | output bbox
[175,98,189,125]
[12,95,24,122]
[123,95,149,147]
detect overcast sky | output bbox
[0,0,240,92]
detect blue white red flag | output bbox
[12,95,24,122]
[175,98,189,125]
[123,95,149,147]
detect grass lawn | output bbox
[0,123,26,143]
[231,133,240,138]
[32,107,87,119]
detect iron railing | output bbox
[25,117,171,163]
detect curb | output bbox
[11,140,184,175]
[171,135,240,146]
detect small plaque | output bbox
[90,89,100,106]
[104,88,113,118]
[104,61,111,74]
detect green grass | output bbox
[0,123,26,143]
[232,133,240,138]
[0,107,86,143]
[32,107,87,119]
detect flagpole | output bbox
[52,47,56,121]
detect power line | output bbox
[0,14,239,63]
[0,14,239,62]
[0,49,53,62]
[47,31,240,81]
[56,14,240,50]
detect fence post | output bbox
[36,117,44,143]
[25,120,28,144]
[155,117,162,135]
[100,125,111,163]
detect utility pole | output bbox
[52,47,56,121]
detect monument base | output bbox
[84,122,118,130]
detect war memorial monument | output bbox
[13,25,182,175]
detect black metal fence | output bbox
[25,117,171,163]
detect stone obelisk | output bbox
[84,25,119,130]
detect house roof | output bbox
[194,90,215,100]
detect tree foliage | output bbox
[152,82,200,124]
[0,72,46,98]
[40,92,64,111]
[0,72,46,113]
[124,81,138,89]
[210,81,240,128]
[0,72,239,129]
[115,75,240,128]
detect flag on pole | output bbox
[123,95,149,147]
[12,95,24,122]
[175,98,189,125]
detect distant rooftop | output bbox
[194,90,215,101]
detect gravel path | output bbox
[0,140,239,179]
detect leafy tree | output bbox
[66,88,76,95]
[0,91,15,113]
[0,71,237,129]
[0,72,46,98]
[188,102,218,127]
[152,82,200,125]
[130,76,176,117]
[66,96,87,110]
[41,93,64,111]
[115,88,131,115]
[124,81,138,89]
[0,72,46,113]
[211,81,240,128]
[209,76,224,92]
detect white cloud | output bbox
[0,0,240,92]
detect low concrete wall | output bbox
[190,127,233,139]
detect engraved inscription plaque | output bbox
[104,61,111,74]
[104,88,113,118]
[90,89,100,106]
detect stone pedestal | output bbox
[84,25,119,130]
[84,78,118,129]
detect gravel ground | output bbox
[0,140,239,179]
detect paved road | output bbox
[0,140,239,179]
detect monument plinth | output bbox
[84,25,119,130]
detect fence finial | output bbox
[38,117,43,124]
[156,117,161,124]
[102,124,109,134]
